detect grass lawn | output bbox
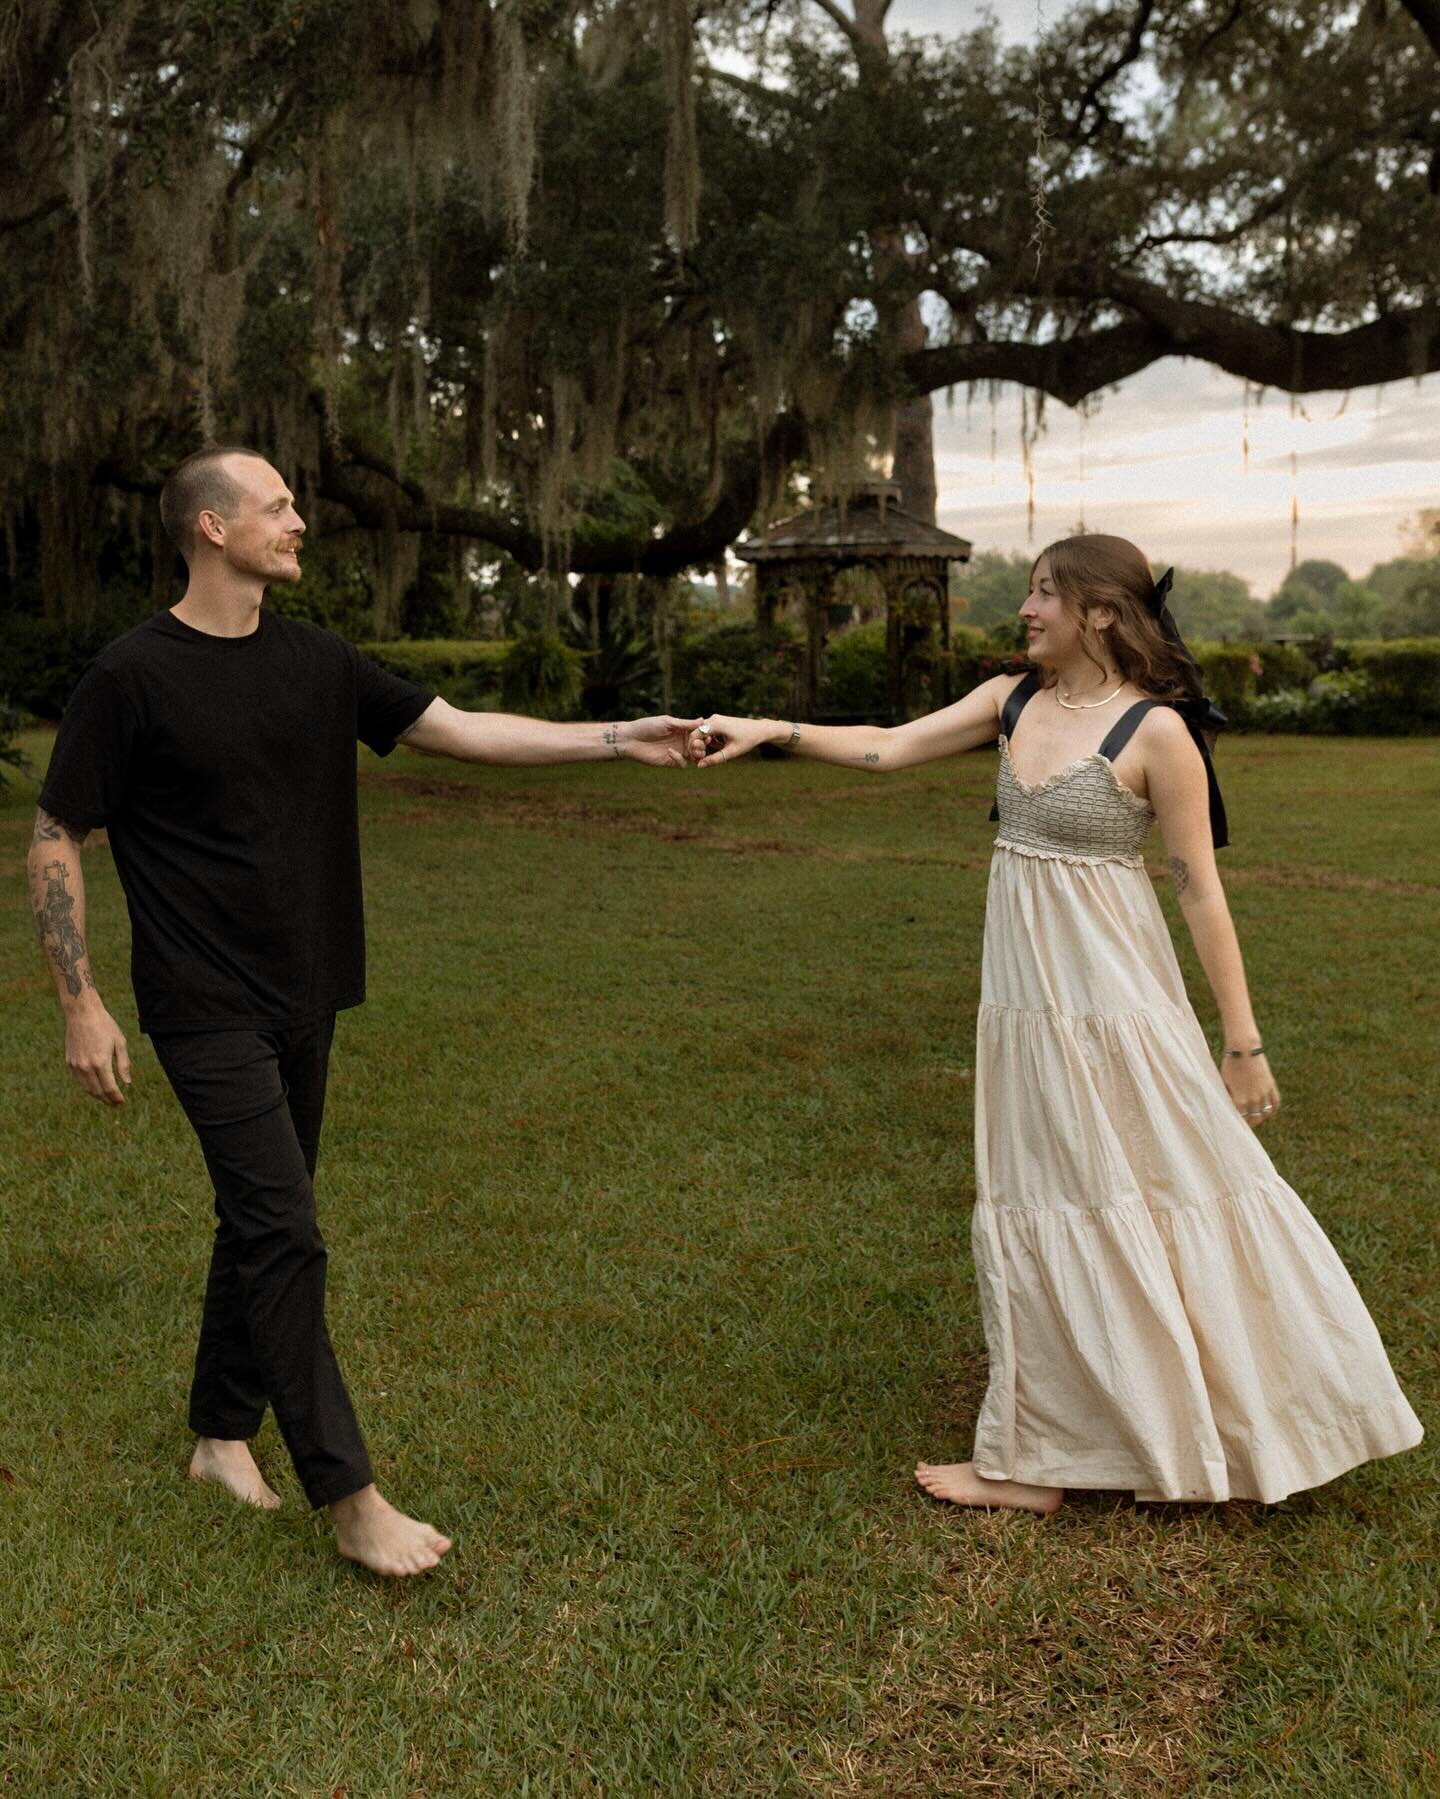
[1,728,1435,1795]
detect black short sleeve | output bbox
[38,663,140,828]
[350,645,435,756]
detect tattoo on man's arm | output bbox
[863,752,880,764]
[32,809,90,848]
[603,725,622,759]
[34,860,96,998]
[1169,856,1190,896]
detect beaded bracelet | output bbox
[1223,1045,1266,1058]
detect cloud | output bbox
[932,362,1439,593]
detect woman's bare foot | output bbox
[188,1437,283,1510]
[915,1460,1063,1515]
[330,1484,451,1577]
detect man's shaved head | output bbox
[159,447,271,560]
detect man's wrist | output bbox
[60,984,104,1018]
[602,722,626,760]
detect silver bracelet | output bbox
[787,722,800,749]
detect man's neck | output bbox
[171,573,266,639]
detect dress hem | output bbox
[977,1405,1423,1506]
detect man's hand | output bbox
[64,997,132,1105]
[620,716,706,768]
[692,714,783,767]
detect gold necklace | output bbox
[1056,680,1125,710]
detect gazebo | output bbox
[734,480,972,722]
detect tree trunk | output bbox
[843,1,938,523]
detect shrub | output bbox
[500,630,587,717]
[358,639,508,710]
[1307,668,1383,732]
[670,622,802,719]
[961,643,1032,688]
[1242,688,1312,732]
[0,695,35,787]
[815,626,1027,722]
[563,617,663,720]
[821,620,887,716]
[1332,639,1440,731]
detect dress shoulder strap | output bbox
[1096,698,1161,765]
[989,670,1041,823]
[997,669,1041,741]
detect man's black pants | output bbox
[151,1016,374,1509]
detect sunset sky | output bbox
[882,0,1439,595]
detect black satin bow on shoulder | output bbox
[1149,568,1230,849]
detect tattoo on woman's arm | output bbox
[35,860,96,997]
[1169,856,1190,896]
[864,752,880,764]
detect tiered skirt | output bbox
[970,845,1421,1503]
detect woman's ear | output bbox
[1089,605,1116,634]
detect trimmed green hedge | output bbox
[357,639,509,709]
[1191,639,1440,733]
[348,632,1440,735]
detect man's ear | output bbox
[195,509,226,549]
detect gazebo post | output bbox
[800,567,826,721]
[755,566,780,634]
[883,568,906,724]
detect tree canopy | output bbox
[2,0,1438,630]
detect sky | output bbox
[876,0,1439,594]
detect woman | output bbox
[695,534,1421,1512]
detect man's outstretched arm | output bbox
[396,701,702,768]
[27,810,132,1105]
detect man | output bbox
[28,447,699,1577]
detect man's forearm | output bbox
[28,811,102,1009]
[402,706,638,766]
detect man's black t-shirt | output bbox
[39,609,434,1035]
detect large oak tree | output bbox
[1,0,1436,626]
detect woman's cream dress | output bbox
[970,733,1422,1502]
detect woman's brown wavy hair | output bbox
[1031,534,1202,705]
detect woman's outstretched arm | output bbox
[1143,709,1281,1127]
[694,674,1021,772]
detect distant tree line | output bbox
[953,523,1440,644]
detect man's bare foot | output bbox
[915,1460,1063,1515]
[188,1437,283,1510]
[331,1484,451,1577]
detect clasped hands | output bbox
[625,714,777,768]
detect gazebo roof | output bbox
[734,481,971,564]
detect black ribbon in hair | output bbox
[1149,567,1230,849]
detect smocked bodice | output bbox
[994,737,1154,866]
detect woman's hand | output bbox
[693,714,783,767]
[1220,1052,1281,1129]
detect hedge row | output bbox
[1191,639,1440,733]
[11,622,1440,735]
[360,630,1440,734]
[357,638,510,709]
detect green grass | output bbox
[1,731,1436,1795]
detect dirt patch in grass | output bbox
[807,1506,1250,1796]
